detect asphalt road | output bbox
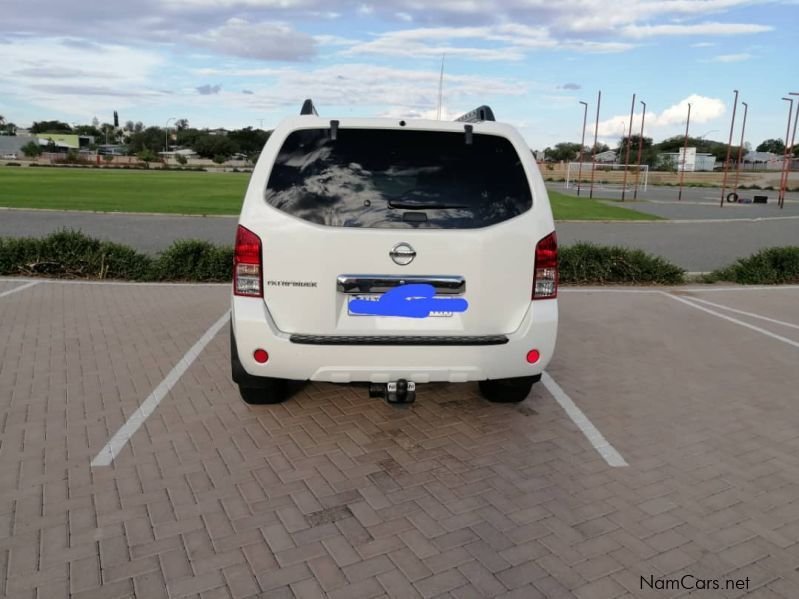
[551,181,799,206]
[2,203,798,271]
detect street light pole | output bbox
[732,102,748,200]
[719,90,739,207]
[577,101,588,196]
[589,90,601,199]
[621,93,636,201]
[633,100,646,200]
[678,103,691,202]
[778,98,794,209]
[782,92,799,210]
[164,117,176,154]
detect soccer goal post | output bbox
[565,162,649,192]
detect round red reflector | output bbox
[526,349,540,364]
[253,349,269,364]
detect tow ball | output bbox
[369,379,416,404]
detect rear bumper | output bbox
[231,297,557,383]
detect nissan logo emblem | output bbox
[390,242,416,266]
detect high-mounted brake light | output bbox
[234,225,263,297]
[532,231,558,300]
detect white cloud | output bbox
[341,24,635,61]
[708,52,754,62]
[187,18,316,61]
[0,37,164,117]
[596,94,726,138]
[621,21,772,38]
[191,63,527,116]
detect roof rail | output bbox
[300,99,318,116]
[454,105,495,123]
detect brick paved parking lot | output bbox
[1,279,798,598]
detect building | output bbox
[662,151,716,172]
[743,151,784,170]
[594,150,617,163]
[0,135,32,159]
[38,133,94,149]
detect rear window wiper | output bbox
[388,200,467,210]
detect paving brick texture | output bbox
[1,281,798,598]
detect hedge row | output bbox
[0,230,232,281]
[706,247,799,284]
[1,230,795,286]
[1,230,687,285]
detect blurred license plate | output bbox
[347,295,453,317]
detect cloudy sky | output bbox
[1,0,795,150]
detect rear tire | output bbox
[479,375,540,403]
[231,322,292,404]
[238,380,289,405]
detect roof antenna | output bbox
[436,53,446,120]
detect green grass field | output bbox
[548,190,661,221]
[0,167,659,220]
[0,168,250,215]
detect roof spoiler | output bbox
[300,99,318,116]
[454,105,496,123]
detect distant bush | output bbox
[0,232,696,286]
[559,243,685,285]
[149,240,233,281]
[707,247,799,284]
[0,230,232,282]
[3,162,21,166]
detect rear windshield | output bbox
[264,128,532,229]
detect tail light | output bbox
[533,231,558,300]
[234,225,262,297]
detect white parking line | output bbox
[91,310,230,467]
[541,372,628,468]
[0,280,39,298]
[662,292,799,350]
[685,296,799,331]
[684,285,799,293]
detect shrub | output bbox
[150,240,232,282]
[0,230,152,279]
[559,243,684,285]
[4,162,21,166]
[708,247,799,284]
[0,230,233,281]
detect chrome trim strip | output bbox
[337,275,465,295]
[290,334,507,346]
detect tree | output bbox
[192,134,238,159]
[73,125,102,138]
[30,120,72,133]
[175,118,189,131]
[543,142,583,162]
[756,139,786,154]
[175,153,188,165]
[127,127,166,154]
[137,149,158,167]
[21,141,42,158]
[0,121,17,135]
[212,154,227,165]
[616,135,653,152]
[227,127,270,157]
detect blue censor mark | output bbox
[349,284,469,319]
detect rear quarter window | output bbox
[264,128,532,229]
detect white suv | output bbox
[231,101,558,405]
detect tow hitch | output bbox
[369,379,416,404]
